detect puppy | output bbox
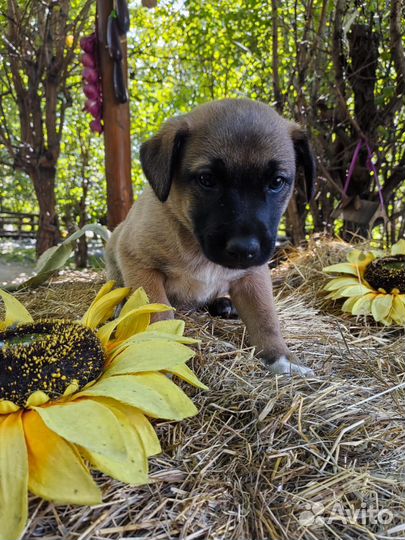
[105,99,315,375]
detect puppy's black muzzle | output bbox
[225,235,261,266]
[193,194,279,270]
[198,228,275,270]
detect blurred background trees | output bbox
[0,0,404,263]
[0,0,93,254]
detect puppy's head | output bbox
[140,99,316,269]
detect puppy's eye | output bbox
[266,177,286,193]
[197,173,216,189]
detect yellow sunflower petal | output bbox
[92,281,116,303]
[110,332,198,360]
[81,405,148,485]
[323,262,357,275]
[391,239,405,256]
[351,293,376,316]
[97,304,173,346]
[109,287,151,339]
[0,289,33,329]
[97,318,121,347]
[166,363,208,390]
[347,250,375,267]
[371,294,393,322]
[97,308,145,346]
[116,312,151,341]
[25,391,50,408]
[122,331,199,346]
[23,411,101,505]
[0,413,28,540]
[63,382,80,397]
[346,249,362,263]
[115,304,174,342]
[117,404,162,457]
[93,398,161,457]
[391,295,405,325]
[120,287,149,316]
[147,319,185,335]
[0,400,20,414]
[323,277,360,292]
[341,296,360,313]
[81,287,130,329]
[325,290,345,300]
[35,399,127,460]
[133,372,199,419]
[76,373,198,420]
[336,284,373,298]
[381,316,393,326]
[107,341,195,376]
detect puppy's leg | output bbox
[229,266,313,376]
[120,266,174,322]
[104,242,124,285]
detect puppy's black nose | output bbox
[225,236,260,262]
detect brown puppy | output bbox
[105,99,315,375]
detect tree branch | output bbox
[271,0,283,112]
[390,0,405,96]
[331,0,347,123]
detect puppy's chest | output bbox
[164,261,243,307]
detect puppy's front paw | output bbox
[266,355,314,377]
[207,297,239,319]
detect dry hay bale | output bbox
[2,240,404,540]
[10,269,105,320]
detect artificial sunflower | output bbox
[323,239,405,325]
[0,283,206,540]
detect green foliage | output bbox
[57,107,106,226]
[3,224,110,292]
[0,0,404,250]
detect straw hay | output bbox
[4,238,405,540]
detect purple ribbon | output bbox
[343,139,386,212]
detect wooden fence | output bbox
[0,211,39,238]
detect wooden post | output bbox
[97,0,133,230]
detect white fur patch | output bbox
[269,355,314,377]
[166,260,245,307]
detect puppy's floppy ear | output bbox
[140,117,189,202]
[291,127,316,201]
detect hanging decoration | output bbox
[107,0,129,103]
[81,33,104,133]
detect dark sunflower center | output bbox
[0,320,105,406]
[364,255,405,293]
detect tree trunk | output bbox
[75,189,88,269]
[31,165,60,256]
[342,24,380,241]
[75,235,88,269]
[286,197,306,244]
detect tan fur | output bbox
[106,187,246,307]
[105,99,314,375]
[229,266,290,361]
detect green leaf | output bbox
[4,224,110,291]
